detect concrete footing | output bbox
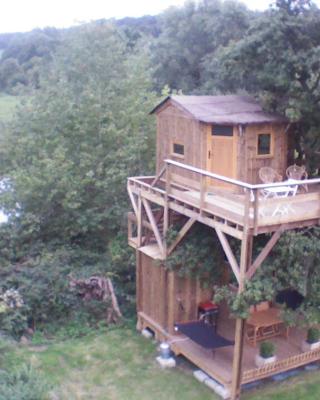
[141,328,154,339]
[193,370,230,399]
[156,356,176,368]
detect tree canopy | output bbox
[206,0,320,171]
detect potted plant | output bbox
[255,341,276,367]
[302,327,320,352]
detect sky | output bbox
[0,0,319,34]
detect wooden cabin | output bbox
[127,95,320,400]
[152,95,290,186]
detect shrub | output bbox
[307,327,320,344]
[0,246,115,337]
[0,364,50,400]
[0,289,28,339]
[259,341,275,358]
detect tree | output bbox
[207,0,320,172]
[2,23,158,252]
[151,0,252,93]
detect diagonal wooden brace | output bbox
[246,227,283,280]
[127,182,138,216]
[167,218,196,255]
[141,198,164,255]
[215,227,240,284]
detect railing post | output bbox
[243,189,251,230]
[165,162,171,195]
[252,188,259,235]
[163,163,171,258]
[137,193,142,247]
[200,173,205,216]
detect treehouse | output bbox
[127,95,320,400]
[152,95,290,186]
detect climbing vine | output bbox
[214,227,320,325]
[164,220,320,328]
[164,222,234,286]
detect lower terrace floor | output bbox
[138,311,320,390]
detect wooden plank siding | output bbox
[157,103,289,190]
[137,252,213,333]
[156,104,206,183]
[237,123,288,184]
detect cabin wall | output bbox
[156,103,206,187]
[237,123,288,184]
[137,252,212,333]
[138,253,168,329]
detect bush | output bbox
[0,246,116,337]
[307,327,320,344]
[259,341,275,358]
[0,364,50,400]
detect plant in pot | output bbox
[255,341,276,367]
[302,327,320,352]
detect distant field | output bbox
[0,94,20,123]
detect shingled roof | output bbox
[150,95,287,125]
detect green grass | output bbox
[0,94,20,122]
[1,325,320,400]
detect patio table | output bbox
[246,308,289,347]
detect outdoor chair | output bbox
[258,167,282,184]
[286,164,308,192]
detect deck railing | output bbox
[164,159,320,233]
[242,348,320,383]
[128,160,320,235]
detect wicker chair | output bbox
[258,167,282,184]
[286,164,308,192]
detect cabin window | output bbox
[172,142,185,158]
[212,125,233,136]
[257,133,272,156]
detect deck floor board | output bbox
[169,317,310,387]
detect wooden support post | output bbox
[167,271,176,334]
[136,250,142,316]
[137,194,142,247]
[230,231,252,400]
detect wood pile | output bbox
[70,276,122,323]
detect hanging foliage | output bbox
[214,227,320,324]
[164,222,232,286]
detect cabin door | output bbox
[207,125,236,188]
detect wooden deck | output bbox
[138,309,320,390]
[176,187,320,233]
[128,168,320,243]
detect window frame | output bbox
[256,132,274,158]
[171,140,185,159]
[211,125,233,137]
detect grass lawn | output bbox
[1,324,320,400]
[0,94,20,122]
